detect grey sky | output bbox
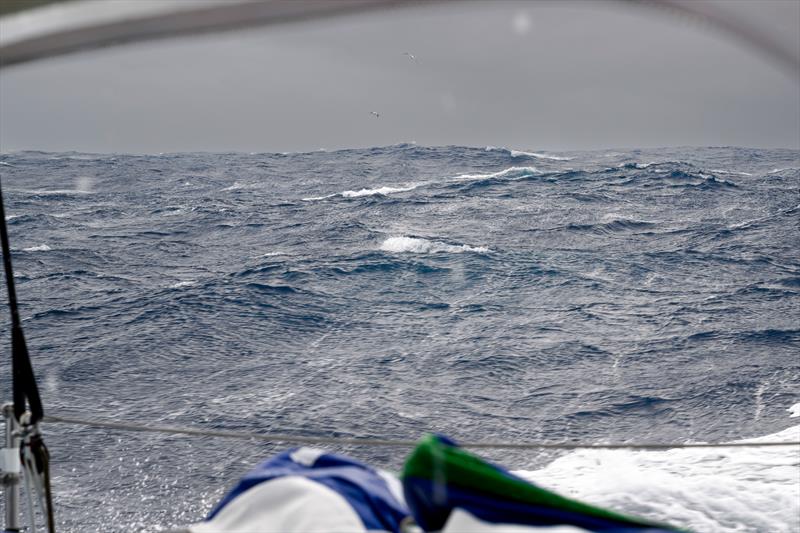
[1,0,798,154]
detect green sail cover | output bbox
[401,434,686,532]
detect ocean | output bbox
[0,145,798,532]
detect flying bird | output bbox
[370,111,380,118]
[402,52,417,63]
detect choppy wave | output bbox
[1,145,797,532]
[566,216,657,234]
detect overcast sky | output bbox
[1,0,798,154]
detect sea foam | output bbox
[515,422,800,533]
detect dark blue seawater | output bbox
[0,145,798,531]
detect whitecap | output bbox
[451,166,539,182]
[302,193,338,202]
[601,213,631,222]
[75,176,94,193]
[512,150,571,161]
[305,168,539,202]
[341,184,420,198]
[304,183,420,201]
[23,244,51,252]
[486,146,571,161]
[14,189,91,196]
[49,155,95,161]
[380,236,490,254]
[709,169,752,176]
[768,167,799,174]
[221,181,247,191]
[627,161,672,170]
[169,281,196,289]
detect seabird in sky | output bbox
[370,111,380,118]
[402,52,417,62]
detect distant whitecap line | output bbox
[48,155,96,160]
[485,146,572,161]
[380,236,490,254]
[513,150,572,161]
[303,183,420,201]
[607,161,688,171]
[768,167,799,174]
[22,244,51,252]
[709,169,753,176]
[12,188,93,195]
[612,162,658,170]
[304,166,543,202]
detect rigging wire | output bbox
[1,181,56,532]
[0,180,45,423]
[43,413,800,450]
